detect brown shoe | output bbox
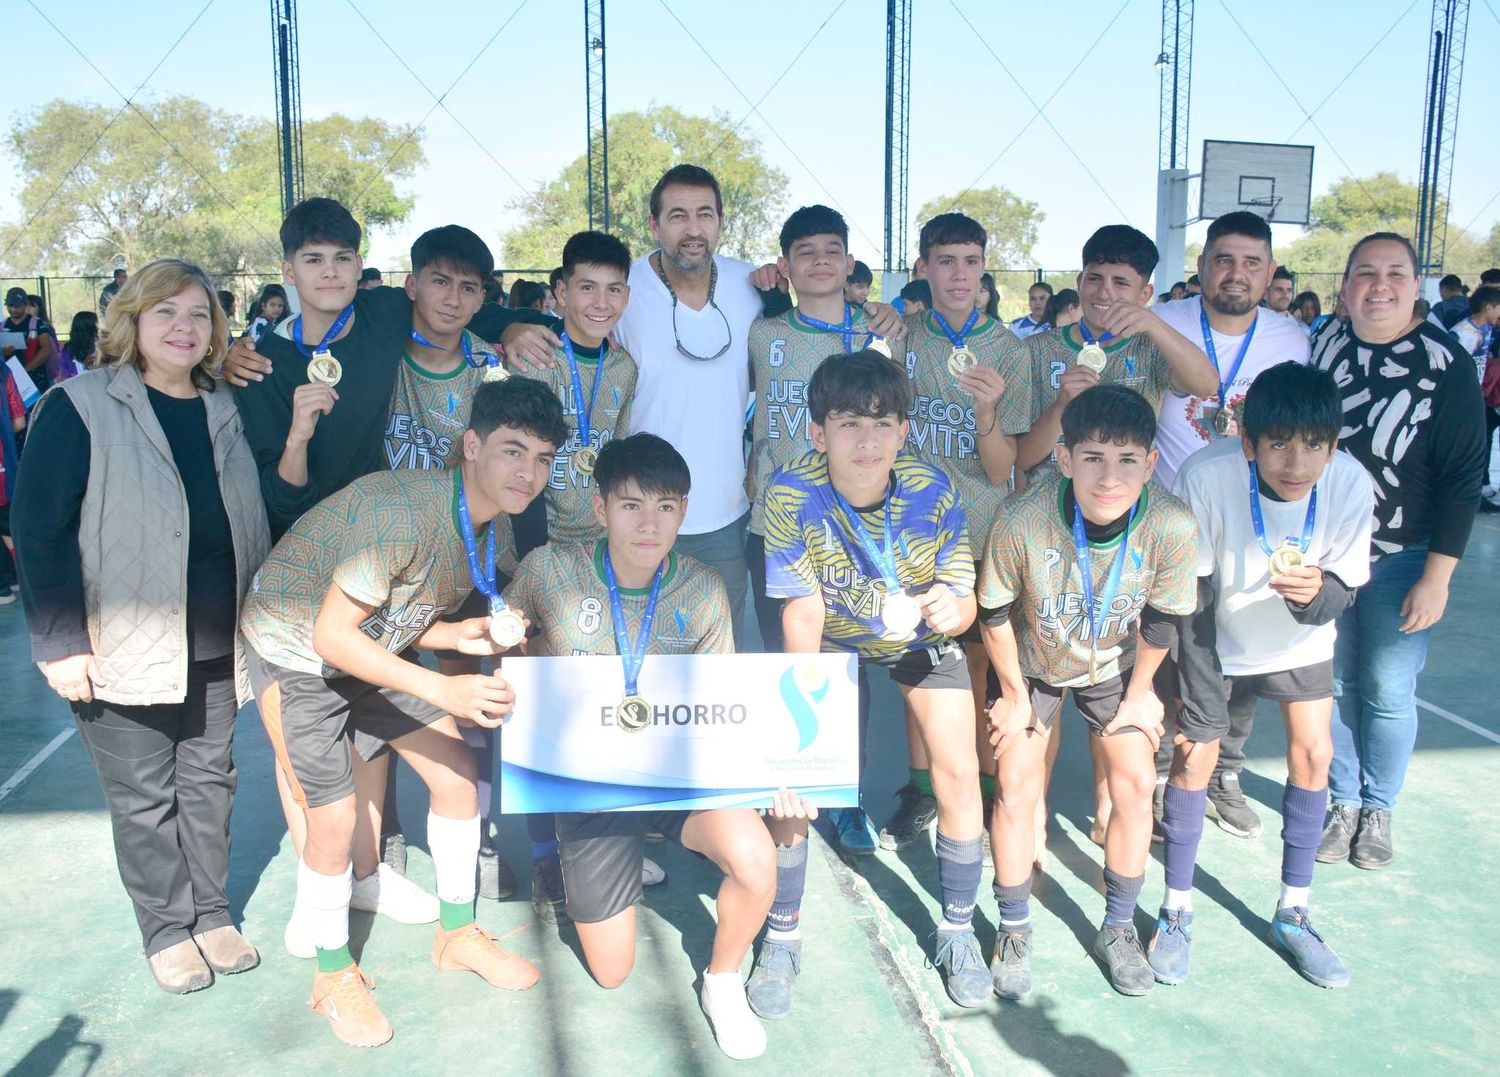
[193,925,261,974]
[310,965,393,1048]
[147,938,214,994]
[431,922,539,990]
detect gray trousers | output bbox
[675,510,754,650]
[73,655,239,956]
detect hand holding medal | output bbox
[294,304,354,387]
[455,473,529,661]
[1248,461,1319,596]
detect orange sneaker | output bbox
[310,965,393,1048]
[431,922,539,990]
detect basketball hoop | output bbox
[1199,140,1314,225]
[1242,195,1283,222]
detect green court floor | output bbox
[2,519,1498,1075]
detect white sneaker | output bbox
[1483,483,1498,499]
[283,913,316,960]
[699,970,766,1060]
[350,863,439,924]
[642,856,667,888]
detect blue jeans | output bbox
[1328,546,1432,811]
[674,511,753,650]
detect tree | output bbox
[500,107,790,269]
[911,186,1044,267]
[0,96,425,276]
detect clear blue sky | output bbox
[4,0,1497,273]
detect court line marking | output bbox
[1416,697,1500,746]
[0,727,76,805]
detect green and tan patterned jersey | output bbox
[502,541,733,666]
[977,473,1197,689]
[528,338,636,544]
[1022,325,1171,484]
[241,467,517,677]
[385,330,496,471]
[899,311,1032,547]
[746,306,880,534]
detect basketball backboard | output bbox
[1199,140,1315,225]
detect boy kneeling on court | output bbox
[979,384,1198,998]
[750,351,989,1012]
[1152,362,1372,989]
[499,433,782,1061]
[239,378,567,1047]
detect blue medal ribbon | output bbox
[455,472,509,616]
[932,308,980,349]
[291,303,354,358]
[795,304,874,354]
[1199,304,1257,416]
[1248,462,1318,557]
[561,331,608,454]
[410,327,479,368]
[1071,496,1139,661]
[603,548,665,698]
[830,482,902,597]
[1077,319,1132,375]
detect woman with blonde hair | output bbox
[12,258,271,993]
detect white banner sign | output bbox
[499,652,860,813]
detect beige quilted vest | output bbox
[57,364,271,706]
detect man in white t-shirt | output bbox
[1153,212,1311,492]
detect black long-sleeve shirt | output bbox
[232,286,550,537]
[13,387,237,663]
[1311,317,1486,560]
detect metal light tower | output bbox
[1154,0,1193,286]
[270,0,304,217]
[585,0,609,231]
[883,0,912,277]
[1415,0,1469,277]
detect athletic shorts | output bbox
[555,810,690,924]
[246,645,447,809]
[1175,660,1334,743]
[862,638,971,691]
[1025,673,1130,737]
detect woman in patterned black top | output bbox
[1309,232,1486,870]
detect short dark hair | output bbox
[1080,225,1158,281]
[778,205,848,254]
[1272,266,1295,282]
[1242,362,1341,446]
[1061,384,1156,449]
[509,280,548,310]
[848,260,873,286]
[1439,273,1465,292]
[359,267,383,284]
[1187,274,1201,286]
[1480,268,1500,286]
[561,230,632,281]
[1291,290,1320,315]
[1028,281,1054,296]
[411,224,494,282]
[808,350,912,425]
[1342,231,1417,279]
[548,266,564,294]
[216,289,235,314]
[594,433,692,500]
[918,212,987,259]
[1469,284,1500,313]
[899,279,932,306]
[113,268,127,280]
[468,376,568,448]
[1205,210,1273,256]
[280,197,361,258]
[649,164,722,220]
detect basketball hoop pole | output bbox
[1155,0,1194,289]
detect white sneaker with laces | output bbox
[699,969,766,1060]
[350,862,439,923]
[642,856,667,888]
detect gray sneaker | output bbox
[932,929,992,1008]
[1316,804,1359,863]
[746,937,801,1020]
[1350,808,1393,870]
[381,831,407,876]
[1092,922,1155,996]
[1269,906,1350,988]
[530,857,569,923]
[990,927,1033,1000]
[478,835,517,901]
[879,784,938,851]
[1205,772,1262,838]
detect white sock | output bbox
[1164,886,1194,912]
[297,860,352,951]
[1000,917,1030,931]
[765,926,800,943]
[1279,884,1311,911]
[427,811,481,905]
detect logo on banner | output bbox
[778,663,831,752]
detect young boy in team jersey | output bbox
[885,212,1031,859]
[500,433,779,1061]
[978,384,1198,999]
[751,351,989,1012]
[1018,225,1217,485]
[239,379,567,1048]
[1150,362,1372,989]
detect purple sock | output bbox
[993,878,1032,926]
[1103,867,1144,926]
[1161,784,1209,893]
[1281,784,1328,887]
[767,840,809,933]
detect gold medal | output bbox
[488,607,526,649]
[1213,403,1238,437]
[574,446,598,475]
[880,591,923,638]
[1076,344,1107,373]
[869,338,892,359]
[946,346,977,379]
[482,362,509,382]
[1268,544,1305,576]
[616,695,651,732]
[307,352,342,387]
